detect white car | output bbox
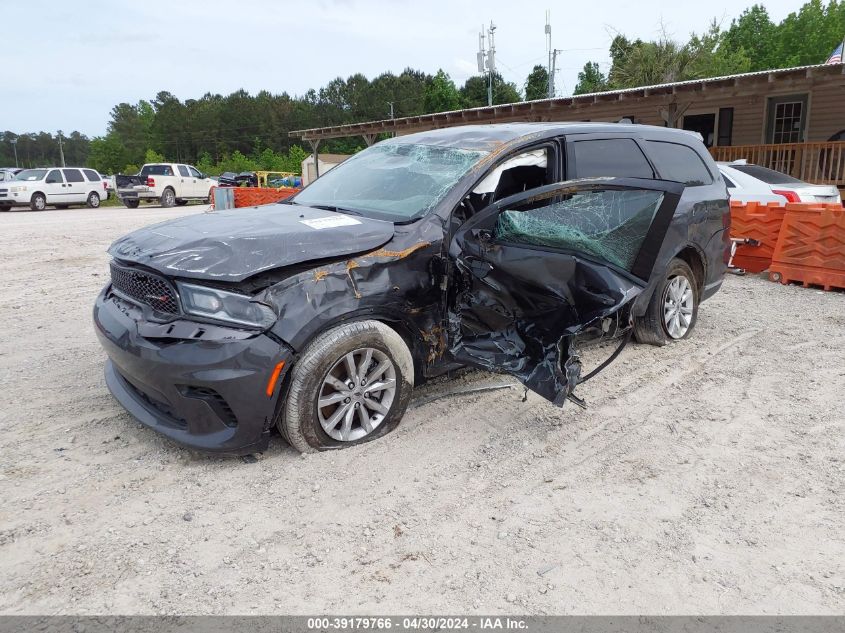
[115,163,215,208]
[0,167,108,211]
[718,160,842,204]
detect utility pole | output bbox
[487,21,496,107]
[388,102,394,119]
[57,130,65,168]
[10,138,18,168]
[546,11,553,98]
[545,11,561,98]
[550,48,559,98]
[477,21,496,107]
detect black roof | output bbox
[383,122,702,151]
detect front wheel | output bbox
[86,192,100,208]
[0,205,11,211]
[279,320,414,453]
[30,193,46,211]
[633,258,699,346]
[175,199,189,206]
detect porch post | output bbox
[308,139,321,179]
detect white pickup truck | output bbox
[115,163,216,208]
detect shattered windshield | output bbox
[294,143,488,222]
[495,188,664,272]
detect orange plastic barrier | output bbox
[233,187,299,208]
[729,200,787,273]
[769,202,845,291]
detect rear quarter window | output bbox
[63,169,84,183]
[646,141,713,186]
[140,165,175,177]
[82,169,101,182]
[731,164,804,185]
[572,138,654,179]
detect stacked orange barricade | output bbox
[209,186,299,210]
[769,202,845,291]
[729,200,787,273]
[232,187,299,208]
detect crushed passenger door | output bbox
[448,177,684,405]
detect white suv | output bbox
[0,167,108,211]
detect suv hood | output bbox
[108,204,395,282]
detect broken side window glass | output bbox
[494,188,664,271]
[474,148,549,200]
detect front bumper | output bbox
[93,286,292,455]
[0,190,27,206]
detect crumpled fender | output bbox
[257,218,446,358]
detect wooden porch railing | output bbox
[710,141,845,186]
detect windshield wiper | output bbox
[308,204,364,217]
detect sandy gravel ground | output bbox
[0,205,843,615]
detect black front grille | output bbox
[110,262,179,314]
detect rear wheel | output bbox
[55,204,69,210]
[160,188,176,208]
[280,320,414,453]
[86,192,100,208]
[0,205,11,211]
[123,199,140,209]
[633,258,699,346]
[175,199,189,206]
[30,193,46,211]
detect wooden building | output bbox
[291,63,845,188]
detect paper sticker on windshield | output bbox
[300,215,362,229]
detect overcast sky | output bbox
[3,0,807,137]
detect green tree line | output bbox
[574,0,845,94]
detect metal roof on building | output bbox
[290,62,845,142]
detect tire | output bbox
[123,199,140,209]
[0,205,11,211]
[30,193,46,211]
[633,258,699,346]
[55,204,69,210]
[160,188,176,208]
[175,199,189,206]
[86,192,100,208]
[280,320,414,453]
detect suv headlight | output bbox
[10,185,26,192]
[176,282,277,329]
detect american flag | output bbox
[826,41,843,64]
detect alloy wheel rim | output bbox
[90,194,99,207]
[317,347,396,442]
[663,275,694,339]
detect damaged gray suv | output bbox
[93,123,730,455]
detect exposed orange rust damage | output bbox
[361,241,430,260]
[421,325,447,364]
[314,269,329,281]
[346,259,362,299]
